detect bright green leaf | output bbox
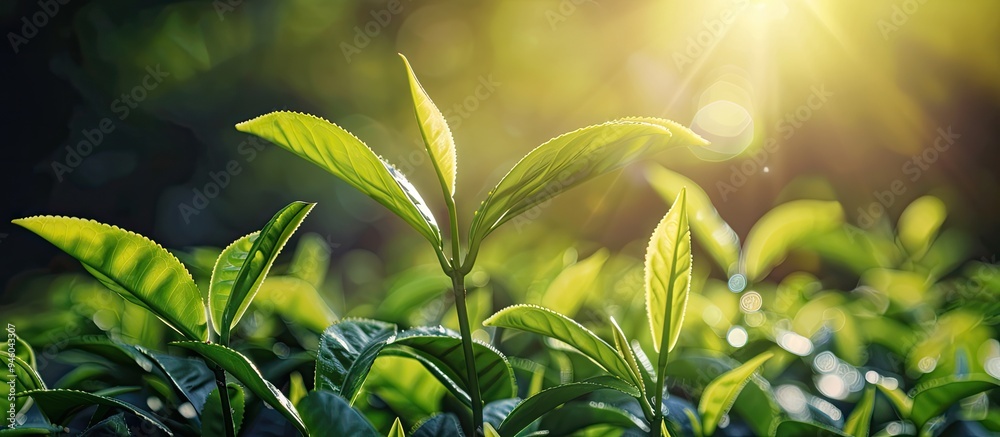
[214,201,315,336]
[541,249,609,317]
[645,188,692,354]
[289,232,332,287]
[388,417,406,437]
[256,276,337,333]
[898,195,946,258]
[171,341,307,436]
[742,200,844,282]
[298,391,378,437]
[646,165,740,273]
[698,351,774,435]
[609,317,645,396]
[289,371,307,406]
[844,385,875,437]
[484,304,635,383]
[484,422,501,437]
[469,118,707,245]
[20,389,170,435]
[400,53,457,198]
[13,216,207,341]
[235,111,442,246]
[875,382,912,417]
[201,383,245,437]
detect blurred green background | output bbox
[3,0,1000,434]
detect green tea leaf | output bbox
[541,249,609,317]
[79,413,129,437]
[201,383,245,437]
[773,420,849,437]
[646,165,740,273]
[235,111,442,246]
[213,201,315,335]
[388,417,406,437]
[299,391,378,437]
[412,414,464,437]
[484,422,501,437]
[898,195,946,258]
[171,341,307,435]
[137,348,215,413]
[645,188,692,354]
[289,232,332,288]
[498,376,641,436]
[20,389,170,434]
[910,374,1000,429]
[742,200,844,282]
[698,351,774,435]
[844,385,875,437]
[483,304,635,383]
[609,316,645,396]
[13,216,207,341]
[289,371,307,406]
[875,382,912,417]
[400,54,457,198]
[317,321,514,407]
[387,326,516,404]
[538,401,648,435]
[314,319,397,403]
[256,276,337,333]
[469,118,707,245]
[11,356,45,416]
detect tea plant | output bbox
[4,55,998,437]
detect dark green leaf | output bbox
[773,420,849,437]
[201,383,245,437]
[20,389,170,435]
[298,391,378,437]
[79,413,130,437]
[170,341,306,435]
[137,348,214,413]
[314,319,397,403]
[910,374,999,429]
[412,414,464,437]
[498,377,641,436]
[11,356,45,416]
[538,401,648,435]
[13,216,207,340]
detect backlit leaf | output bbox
[698,351,774,435]
[645,189,692,354]
[400,54,457,198]
[13,216,207,341]
[236,111,442,246]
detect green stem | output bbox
[453,272,484,435]
[212,364,237,437]
[651,360,666,437]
